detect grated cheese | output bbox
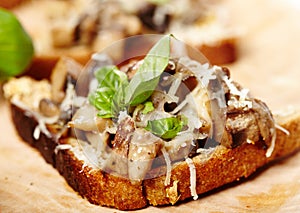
[275,123,290,136]
[60,82,75,112]
[223,75,242,97]
[227,97,253,109]
[54,144,72,154]
[11,98,59,140]
[265,128,276,158]
[33,126,41,140]
[3,77,51,110]
[185,157,198,200]
[178,57,216,88]
[168,73,182,97]
[162,147,172,186]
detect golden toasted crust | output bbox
[55,144,148,210]
[144,110,300,206]
[23,53,91,80]
[199,38,237,65]
[10,102,300,210]
[0,0,26,9]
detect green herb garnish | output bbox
[147,0,170,5]
[124,35,170,106]
[88,65,128,118]
[142,101,155,114]
[0,8,34,80]
[145,116,187,140]
[89,35,187,140]
[89,34,171,118]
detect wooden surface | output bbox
[1,0,300,212]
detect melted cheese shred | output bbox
[162,147,172,186]
[265,123,290,158]
[54,144,73,154]
[275,123,290,136]
[185,157,198,200]
[265,128,276,158]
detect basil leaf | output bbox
[147,0,170,5]
[89,66,128,118]
[89,35,172,118]
[142,101,154,114]
[145,115,187,140]
[124,34,171,106]
[0,9,34,80]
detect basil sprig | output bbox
[0,9,34,80]
[89,35,188,140]
[124,34,170,106]
[142,101,154,114]
[89,35,171,118]
[145,116,187,140]
[88,66,128,118]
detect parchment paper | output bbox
[1,0,300,212]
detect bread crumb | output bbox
[166,180,181,205]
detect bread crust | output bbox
[10,103,300,210]
[55,145,148,210]
[0,0,26,9]
[11,103,56,164]
[199,38,237,65]
[23,53,92,80]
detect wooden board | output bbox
[1,0,300,212]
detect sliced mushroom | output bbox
[252,99,275,148]
[222,98,275,148]
[50,57,82,103]
[85,131,109,155]
[39,98,59,117]
[164,132,193,162]
[69,104,112,132]
[104,116,135,176]
[128,129,162,181]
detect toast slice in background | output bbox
[123,0,238,65]
[10,0,239,79]
[0,0,26,9]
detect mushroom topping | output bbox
[128,129,163,181]
[39,98,59,117]
[104,115,135,176]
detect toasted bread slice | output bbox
[11,0,238,79]
[130,0,238,65]
[7,98,300,210]
[4,53,300,210]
